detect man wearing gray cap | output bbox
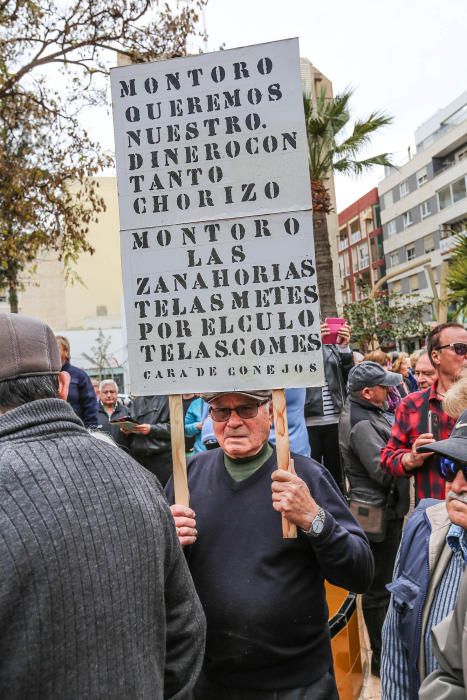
[0,313,205,698]
[167,388,373,699]
[339,361,410,677]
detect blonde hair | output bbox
[410,349,423,369]
[392,352,409,374]
[364,350,391,367]
[55,335,70,361]
[443,375,467,419]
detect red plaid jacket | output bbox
[380,382,456,502]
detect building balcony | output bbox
[440,230,467,255]
[350,231,362,245]
[338,238,349,251]
[358,256,370,270]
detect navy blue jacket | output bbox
[62,361,98,428]
[386,498,439,699]
[166,448,373,690]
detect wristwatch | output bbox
[301,507,326,537]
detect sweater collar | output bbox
[0,398,86,442]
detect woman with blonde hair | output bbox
[392,352,418,396]
[364,350,400,412]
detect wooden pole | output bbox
[169,394,189,506]
[272,388,297,539]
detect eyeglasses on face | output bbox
[435,342,467,356]
[437,456,467,482]
[414,370,437,377]
[210,399,269,422]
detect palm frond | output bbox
[304,88,393,183]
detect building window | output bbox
[340,251,350,277]
[417,169,428,187]
[338,226,348,250]
[424,234,435,253]
[406,245,416,262]
[399,181,410,197]
[438,185,452,210]
[420,200,431,219]
[389,252,399,267]
[358,244,369,270]
[349,219,361,244]
[438,177,466,210]
[387,220,397,236]
[403,211,413,228]
[383,190,393,208]
[391,280,402,294]
[452,177,467,203]
[409,274,419,292]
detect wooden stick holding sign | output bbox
[272,389,297,539]
[169,395,189,507]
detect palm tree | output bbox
[304,87,393,317]
[446,229,467,317]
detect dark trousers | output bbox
[133,451,172,487]
[307,423,343,491]
[194,670,338,700]
[363,517,404,668]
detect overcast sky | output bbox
[195,0,467,211]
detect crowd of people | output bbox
[0,311,466,698]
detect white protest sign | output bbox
[111,39,324,395]
[120,209,322,394]
[111,39,311,228]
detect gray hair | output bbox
[99,379,118,392]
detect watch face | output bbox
[312,518,324,534]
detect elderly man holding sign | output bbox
[167,389,373,699]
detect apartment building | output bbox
[379,91,467,304]
[337,188,385,304]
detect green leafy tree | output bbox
[344,288,431,352]
[303,87,393,318]
[0,96,108,311]
[0,0,205,311]
[446,230,467,317]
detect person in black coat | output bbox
[56,335,98,428]
[125,395,172,486]
[96,379,131,451]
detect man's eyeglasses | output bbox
[414,370,437,377]
[435,342,467,356]
[210,399,269,423]
[437,456,467,482]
